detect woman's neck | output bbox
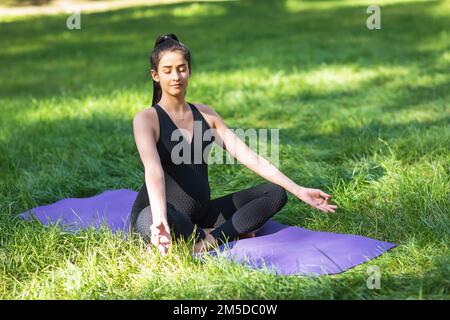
[157,96,188,113]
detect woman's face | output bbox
[151,50,190,97]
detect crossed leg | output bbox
[131,182,288,253]
[194,182,288,251]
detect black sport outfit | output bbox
[130,102,288,245]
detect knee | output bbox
[266,183,288,210]
[133,206,152,243]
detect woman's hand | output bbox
[295,187,338,213]
[150,221,171,256]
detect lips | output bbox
[171,84,182,87]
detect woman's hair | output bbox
[150,33,192,106]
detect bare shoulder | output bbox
[192,103,224,128]
[133,107,158,127]
[194,103,219,116]
[133,107,160,140]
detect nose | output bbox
[172,70,181,80]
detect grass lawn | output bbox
[0,0,448,299]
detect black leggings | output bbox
[131,182,288,245]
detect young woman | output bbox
[131,34,337,256]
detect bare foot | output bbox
[193,232,217,253]
[239,231,256,239]
[193,228,256,254]
[203,228,215,235]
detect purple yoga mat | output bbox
[18,189,396,276]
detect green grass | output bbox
[0,0,449,299]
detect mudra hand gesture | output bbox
[150,221,171,256]
[295,187,337,213]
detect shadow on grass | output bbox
[0,0,448,99]
[281,115,449,164]
[1,0,447,169]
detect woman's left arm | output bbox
[209,106,337,213]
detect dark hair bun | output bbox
[154,33,179,48]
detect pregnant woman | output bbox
[131,34,337,256]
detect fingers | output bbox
[315,204,331,213]
[159,234,170,243]
[299,188,337,213]
[157,233,170,247]
[157,243,169,256]
[314,200,336,213]
[317,190,337,213]
[316,205,335,213]
[150,224,171,256]
[154,236,170,256]
[319,190,331,199]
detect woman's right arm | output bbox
[133,110,170,253]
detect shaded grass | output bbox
[0,0,449,299]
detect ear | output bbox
[150,69,159,82]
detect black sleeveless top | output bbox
[153,102,215,219]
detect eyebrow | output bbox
[161,64,187,68]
